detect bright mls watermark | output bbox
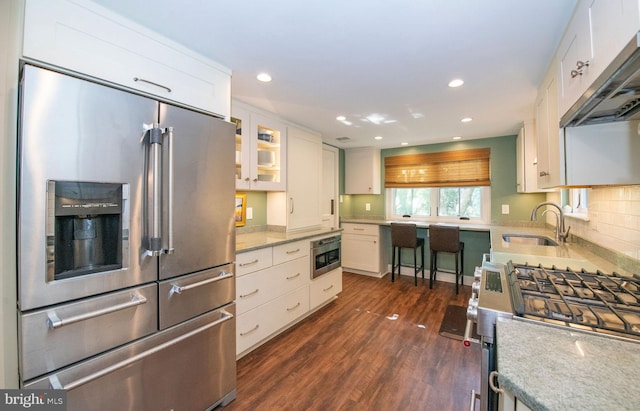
[0,390,66,411]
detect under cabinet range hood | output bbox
[561,32,640,127]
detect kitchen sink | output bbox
[502,234,559,246]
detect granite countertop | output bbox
[496,317,640,411]
[340,217,491,232]
[236,227,341,253]
[489,226,631,276]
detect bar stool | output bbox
[390,223,425,286]
[429,225,464,293]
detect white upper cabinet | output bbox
[536,62,565,189]
[516,120,546,193]
[267,126,323,232]
[22,0,231,117]
[558,0,640,118]
[282,126,323,231]
[232,101,287,191]
[321,145,340,230]
[345,147,381,194]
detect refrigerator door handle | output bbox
[163,127,175,255]
[147,124,163,256]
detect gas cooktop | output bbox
[510,263,640,340]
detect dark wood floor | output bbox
[224,272,481,411]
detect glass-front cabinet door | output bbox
[231,102,286,191]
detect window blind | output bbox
[384,148,490,188]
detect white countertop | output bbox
[497,317,640,411]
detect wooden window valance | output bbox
[384,148,491,188]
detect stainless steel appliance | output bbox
[311,235,341,279]
[17,64,237,410]
[464,258,640,411]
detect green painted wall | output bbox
[236,191,268,227]
[338,135,549,275]
[339,135,547,223]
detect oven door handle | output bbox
[49,310,234,390]
[47,294,148,329]
[463,319,480,347]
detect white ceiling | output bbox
[92,0,577,149]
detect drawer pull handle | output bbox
[170,271,233,295]
[47,294,147,329]
[286,302,301,312]
[133,77,172,93]
[240,324,260,336]
[286,273,301,280]
[323,284,334,292]
[286,248,301,255]
[239,259,259,267]
[239,289,259,298]
[354,228,365,231]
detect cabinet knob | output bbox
[570,60,590,78]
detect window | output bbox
[564,188,588,217]
[387,187,491,223]
[384,148,491,223]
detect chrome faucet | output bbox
[530,201,570,242]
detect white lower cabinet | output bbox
[236,236,341,357]
[310,268,342,308]
[341,223,386,277]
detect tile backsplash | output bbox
[548,186,640,261]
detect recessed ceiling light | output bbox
[452,136,462,140]
[256,73,272,82]
[401,142,409,146]
[448,79,464,88]
[461,117,473,123]
[374,136,383,140]
[336,115,346,121]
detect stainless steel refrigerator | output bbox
[17,64,237,410]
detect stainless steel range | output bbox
[464,258,640,411]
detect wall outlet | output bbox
[501,204,509,215]
[365,203,371,211]
[246,207,253,219]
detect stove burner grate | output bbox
[513,264,640,339]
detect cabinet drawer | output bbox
[236,247,272,277]
[236,285,309,355]
[310,268,342,309]
[236,257,309,315]
[273,240,309,265]
[270,286,310,332]
[236,305,270,355]
[236,266,273,315]
[272,257,310,295]
[341,223,379,236]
